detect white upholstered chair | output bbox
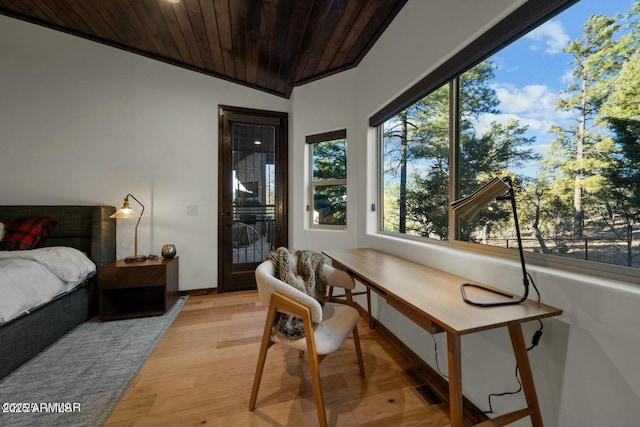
[249,257,365,427]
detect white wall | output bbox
[290,0,640,426]
[0,14,289,291]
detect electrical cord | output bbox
[431,334,448,379]
[528,272,541,303]
[482,272,544,414]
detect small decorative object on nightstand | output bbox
[161,244,177,258]
[99,257,179,321]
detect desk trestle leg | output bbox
[508,324,544,427]
[447,332,464,427]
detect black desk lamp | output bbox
[451,177,530,307]
[110,194,147,263]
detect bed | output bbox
[0,205,115,380]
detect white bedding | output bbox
[0,247,96,324]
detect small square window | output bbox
[308,130,347,228]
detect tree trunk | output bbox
[574,79,587,239]
[533,190,551,254]
[626,216,633,267]
[482,223,491,244]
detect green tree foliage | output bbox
[598,118,640,266]
[460,119,539,242]
[599,49,640,266]
[312,139,347,225]
[601,55,640,120]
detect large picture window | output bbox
[379,0,640,277]
[308,130,347,228]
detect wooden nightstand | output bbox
[99,257,179,321]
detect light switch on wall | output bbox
[186,205,199,216]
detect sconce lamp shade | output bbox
[451,177,511,221]
[451,177,530,307]
[111,194,146,263]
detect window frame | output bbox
[374,0,640,284]
[307,129,348,230]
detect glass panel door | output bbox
[232,123,276,266]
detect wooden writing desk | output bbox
[323,248,563,427]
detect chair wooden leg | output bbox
[352,325,365,378]
[328,284,374,329]
[366,287,373,329]
[344,288,365,377]
[304,314,327,427]
[249,305,278,410]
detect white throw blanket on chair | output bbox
[267,247,327,339]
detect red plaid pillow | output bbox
[1,217,55,250]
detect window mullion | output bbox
[450,77,461,241]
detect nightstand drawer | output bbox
[100,264,166,289]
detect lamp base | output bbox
[460,283,526,307]
[124,255,148,263]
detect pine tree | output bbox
[550,14,624,238]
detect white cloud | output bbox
[472,82,576,139]
[561,69,574,83]
[473,112,550,136]
[526,20,570,54]
[491,83,557,115]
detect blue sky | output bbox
[474,0,635,177]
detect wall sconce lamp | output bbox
[110,194,147,263]
[451,177,530,307]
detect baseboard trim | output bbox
[355,303,489,425]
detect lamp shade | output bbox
[110,198,141,219]
[451,177,511,222]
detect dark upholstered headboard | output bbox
[0,205,116,267]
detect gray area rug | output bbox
[0,296,187,427]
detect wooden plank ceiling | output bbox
[0,0,408,98]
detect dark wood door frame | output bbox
[218,105,288,292]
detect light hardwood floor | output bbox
[104,291,458,426]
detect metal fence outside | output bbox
[484,237,640,269]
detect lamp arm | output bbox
[507,179,530,302]
[126,193,145,220]
[126,193,145,257]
